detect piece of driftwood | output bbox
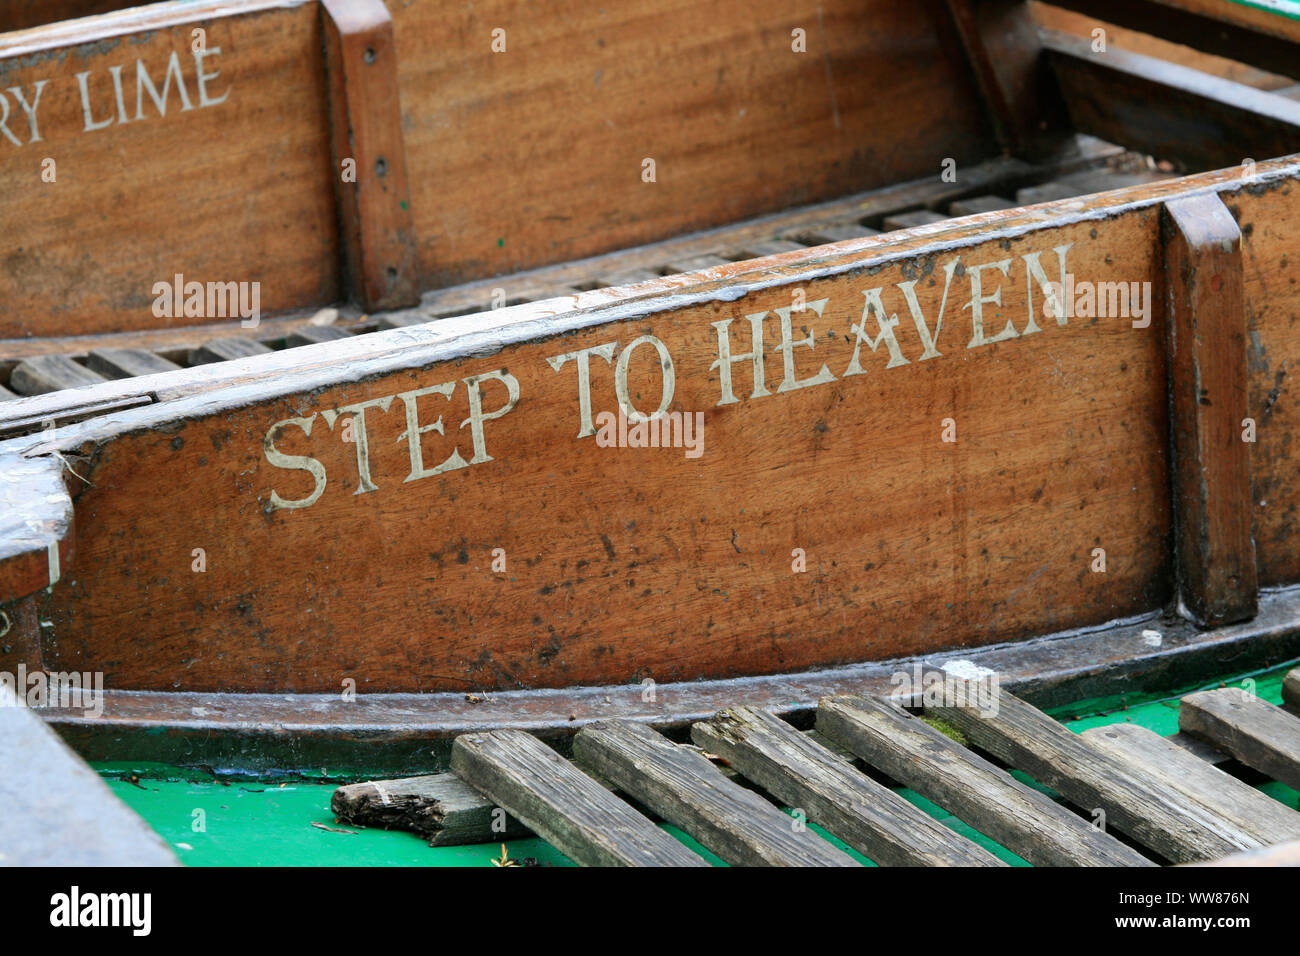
[84,348,184,379]
[928,678,1262,862]
[331,774,530,846]
[1081,722,1300,845]
[1163,193,1257,626]
[451,729,707,866]
[9,355,107,396]
[691,706,1004,866]
[817,694,1154,866]
[574,718,858,866]
[1179,689,1300,791]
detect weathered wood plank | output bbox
[1044,30,1300,170]
[1082,723,1300,845]
[817,694,1154,866]
[1179,689,1300,791]
[284,325,355,348]
[928,677,1263,861]
[882,209,948,230]
[1163,193,1258,626]
[0,688,178,866]
[85,349,183,380]
[321,0,419,311]
[662,254,733,275]
[691,707,1005,866]
[0,454,74,604]
[331,773,531,845]
[574,718,859,866]
[728,239,807,258]
[9,355,108,395]
[784,222,880,244]
[187,338,274,365]
[450,730,707,866]
[948,194,1014,216]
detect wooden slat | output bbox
[0,384,17,402]
[592,267,664,287]
[1017,170,1169,205]
[331,773,531,845]
[785,222,880,244]
[85,348,183,379]
[187,338,274,365]
[728,239,807,258]
[1163,193,1258,625]
[9,355,108,395]
[929,677,1264,861]
[284,326,355,348]
[1179,689,1300,791]
[450,730,707,867]
[1044,30,1300,170]
[948,194,1015,215]
[691,706,1005,866]
[1082,723,1300,845]
[321,0,419,311]
[944,0,1070,158]
[882,209,948,230]
[662,254,733,275]
[1284,668,1300,713]
[574,718,859,866]
[817,695,1154,866]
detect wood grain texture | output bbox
[1081,722,1300,846]
[691,706,1004,865]
[321,0,419,310]
[29,204,1177,692]
[390,0,999,287]
[1044,30,1300,171]
[85,348,183,379]
[1178,688,1300,791]
[0,453,73,603]
[574,718,858,866]
[0,1,340,338]
[450,729,707,866]
[928,677,1265,861]
[331,772,531,845]
[1162,193,1257,626]
[817,694,1154,866]
[10,355,107,395]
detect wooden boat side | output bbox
[2,159,1299,701]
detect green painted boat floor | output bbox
[96,661,1300,866]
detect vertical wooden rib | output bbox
[944,0,1069,159]
[321,0,420,311]
[1163,193,1258,626]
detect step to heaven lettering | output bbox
[262,242,1080,511]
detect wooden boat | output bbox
[1,0,1300,866]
